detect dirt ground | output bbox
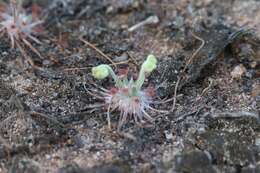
[0,0,259,173]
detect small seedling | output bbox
[0,0,43,67]
[91,55,158,130]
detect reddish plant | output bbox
[0,0,43,67]
[91,55,160,130]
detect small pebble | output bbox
[231,64,246,79]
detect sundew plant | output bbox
[0,0,43,66]
[92,55,158,130]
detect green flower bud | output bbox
[142,54,157,73]
[92,65,109,79]
[135,55,157,90]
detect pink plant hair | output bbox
[104,79,156,130]
[89,55,166,130]
[0,0,43,67]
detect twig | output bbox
[79,37,116,67]
[173,108,203,123]
[183,32,205,72]
[16,41,39,68]
[170,76,181,112]
[126,51,138,66]
[107,104,112,130]
[170,32,205,112]
[200,78,214,97]
[211,111,259,122]
[22,38,44,59]
[118,132,137,141]
[128,15,159,32]
[30,111,65,128]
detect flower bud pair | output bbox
[92,54,157,80]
